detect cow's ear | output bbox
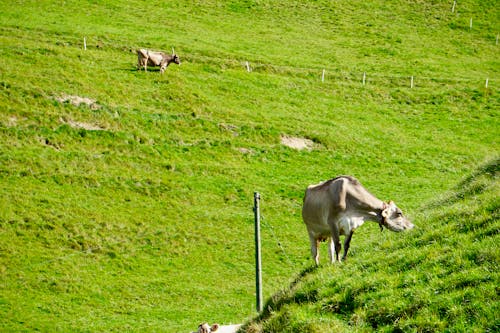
[382,203,391,217]
[211,324,219,332]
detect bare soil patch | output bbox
[219,123,239,136]
[280,135,315,150]
[54,94,102,110]
[236,147,254,155]
[60,117,105,131]
[7,116,19,127]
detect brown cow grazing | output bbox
[136,48,180,73]
[302,176,414,265]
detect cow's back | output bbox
[302,177,350,233]
[147,51,165,66]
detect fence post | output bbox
[83,37,87,50]
[254,192,263,313]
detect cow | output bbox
[302,175,414,265]
[192,323,241,333]
[136,48,180,73]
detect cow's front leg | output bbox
[342,231,354,262]
[160,62,167,74]
[332,235,341,263]
[329,222,341,263]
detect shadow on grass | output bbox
[428,157,499,208]
[252,265,319,323]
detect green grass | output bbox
[0,0,498,332]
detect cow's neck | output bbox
[355,197,386,225]
[374,202,387,230]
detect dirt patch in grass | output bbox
[219,123,239,136]
[59,117,105,131]
[280,135,315,150]
[236,147,254,155]
[7,116,19,127]
[54,94,102,110]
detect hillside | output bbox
[242,159,499,332]
[0,0,498,332]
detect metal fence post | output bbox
[254,192,263,312]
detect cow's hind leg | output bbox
[136,55,141,71]
[309,233,320,265]
[137,59,146,72]
[328,237,335,264]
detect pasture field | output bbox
[0,0,498,332]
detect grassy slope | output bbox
[0,0,498,331]
[243,159,499,332]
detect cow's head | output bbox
[381,201,414,232]
[172,54,181,65]
[196,323,219,333]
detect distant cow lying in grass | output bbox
[136,48,180,73]
[302,175,414,265]
[192,323,242,333]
